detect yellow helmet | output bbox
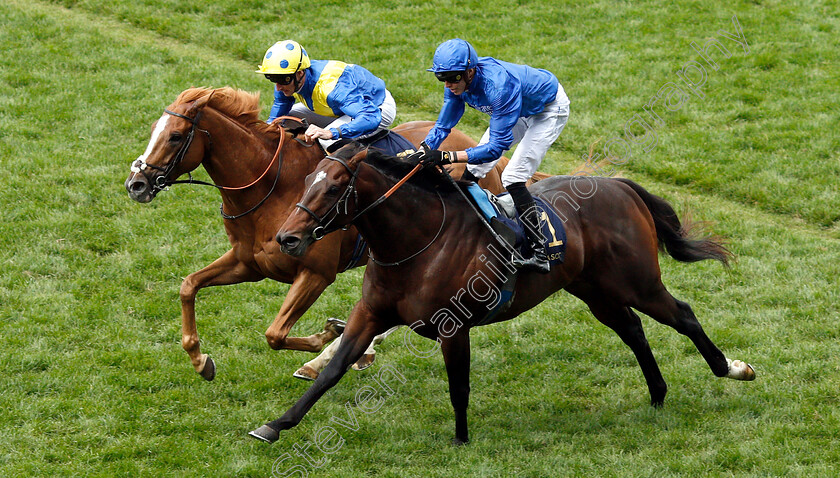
[255,40,311,74]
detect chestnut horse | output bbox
[124,87,545,381]
[251,145,756,444]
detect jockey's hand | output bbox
[419,148,456,167]
[304,125,334,142]
[400,141,429,164]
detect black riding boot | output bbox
[506,182,551,274]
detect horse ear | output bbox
[187,90,215,115]
[348,149,369,168]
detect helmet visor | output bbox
[265,73,296,85]
[434,70,465,83]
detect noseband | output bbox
[130,110,302,220]
[130,109,212,195]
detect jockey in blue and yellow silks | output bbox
[256,40,396,150]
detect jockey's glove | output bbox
[418,142,456,167]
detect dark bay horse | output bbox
[124,87,543,381]
[251,145,756,444]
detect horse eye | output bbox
[169,132,183,143]
[326,185,340,195]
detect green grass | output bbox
[1,0,838,476]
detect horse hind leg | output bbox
[579,294,669,406]
[293,325,402,380]
[293,333,342,381]
[352,325,402,371]
[635,287,755,382]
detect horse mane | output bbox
[354,148,460,193]
[173,87,277,135]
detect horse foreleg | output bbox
[441,331,471,445]
[180,249,262,380]
[264,268,338,352]
[250,302,385,443]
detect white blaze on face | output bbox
[295,171,329,219]
[135,114,170,165]
[306,171,327,195]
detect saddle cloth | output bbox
[366,130,416,156]
[464,183,567,265]
[327,129,415,157]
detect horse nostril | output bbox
[279,235,300,250]
[129,180,147,194]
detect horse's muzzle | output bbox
[276,232,307,257]
[125,175,154,203]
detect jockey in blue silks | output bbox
[256,40,397,150]
[417,38,570,274]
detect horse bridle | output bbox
[295,155,360,241]
[294,156,447,266]
[130,109,212,195]
[130,108,306,220]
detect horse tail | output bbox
[615,178,732,266]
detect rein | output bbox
[130,108,211,194]
[294,157,444,266]
[354,162,425,217]
[368,191,446,267]
[131,109,307,220]
[217,116,300,220]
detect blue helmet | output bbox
[427,39,478,72]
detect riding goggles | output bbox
[265,73,296,85]
[434,70,466,83]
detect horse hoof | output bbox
[198,356,216,381]
[726,359,756,381]
[738,362,756,381]
[351,353,376,371]
[324,317,346,337]
[293,365,319,381]
[248,425,279,444]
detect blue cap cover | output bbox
[427,38,478,72]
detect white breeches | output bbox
[468,87,570,187]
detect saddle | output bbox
[327,129,415,157]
